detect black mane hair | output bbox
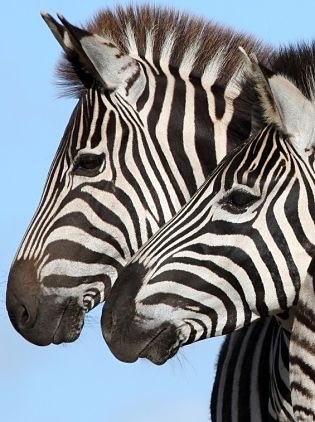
[272,42,315,102]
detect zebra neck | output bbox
[268,319,293,421]
[211,318,294,421]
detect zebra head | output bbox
[6,14,150,345]
[7,9,168,347]
[7,8,265,346]
[102,47,315,365]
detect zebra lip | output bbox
[138,325,178,365]
[52,300,85,345]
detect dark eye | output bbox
[73,153,104,177]
[222,189,259,213]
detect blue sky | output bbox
[1,1,315,421]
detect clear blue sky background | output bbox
[1,1,315,421]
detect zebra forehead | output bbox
[56,5,271,98]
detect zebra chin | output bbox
[137,324,180,365]
[103,317,180,365]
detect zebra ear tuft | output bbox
[240,47,315,149]
[42,13,144,99]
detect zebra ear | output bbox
[41,12,144,100]
[240,48,315,150]
[289,259,315,418]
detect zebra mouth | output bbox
[52,299,85,345]
[138,324,179,365]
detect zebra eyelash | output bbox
[72,153,106,177]
[220,187,261,213]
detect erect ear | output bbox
[289,258,315,419]
[240,48,315,150]
[41,13,145,101]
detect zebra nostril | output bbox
[17,304,34,329]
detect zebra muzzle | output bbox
[101,260,179,364]
[6,259,85,346]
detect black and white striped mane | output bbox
[248,42,315,139]
[273,42,315,102]
[56,5,271,98]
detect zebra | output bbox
[6,6,270,347]
[102,44,315,421]
[7,8,288,418]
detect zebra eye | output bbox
[73,153,104,177]
[223,189,259,212]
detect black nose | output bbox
[101,262,147,362]
[6,259,39,332]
